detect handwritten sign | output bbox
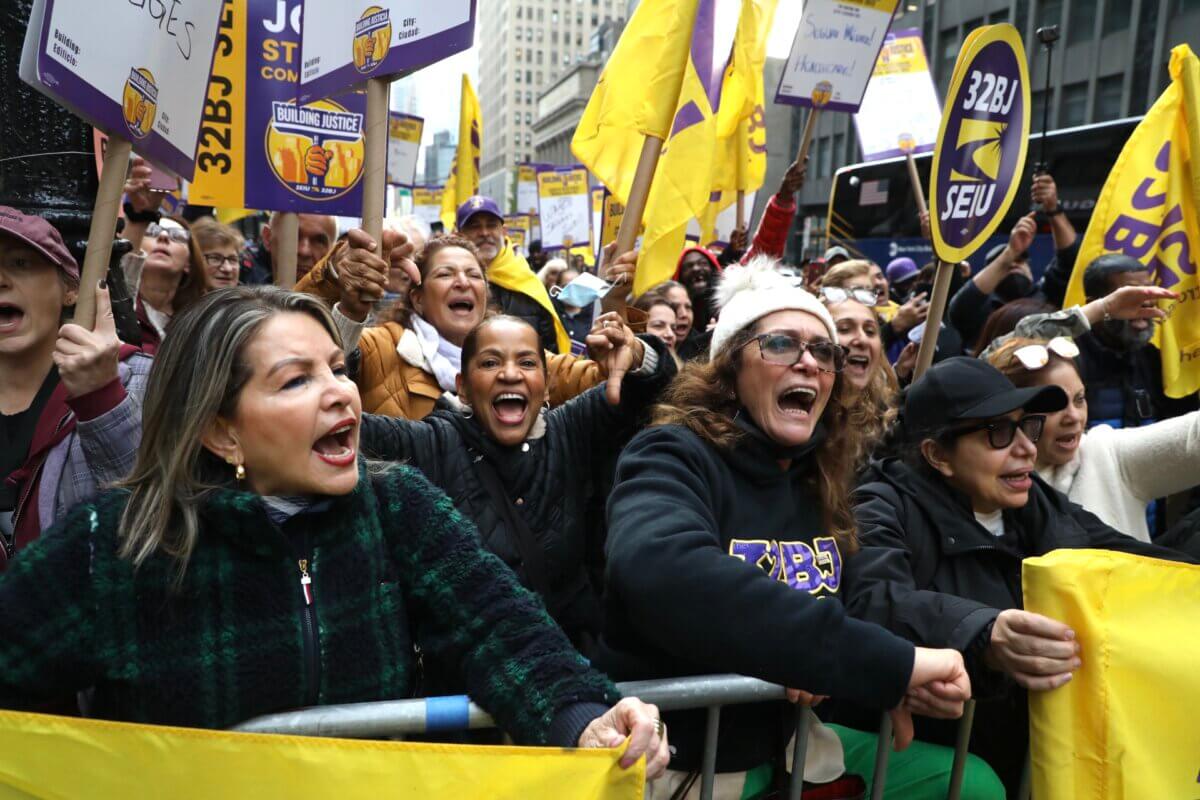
[412,185,444,226]
[190,0,367,215]
[536,167,590,253]
[298,1,476,103]
[20,0,223,177]
[387,112,423,186]
[853,28,942,160]
[930,24,1030,263]
[517,163,543,216]
[775,0,899,112]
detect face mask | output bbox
[551,272,611,307]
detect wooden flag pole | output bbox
[796,108,821,166]
[736,190,746,232]
[273,212,299,289]
[76,136,132,328]
[913,258,955,379]
[603,135,664,313]
[905,153,928,217]
[361,77,392,245]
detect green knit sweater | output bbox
[0,464,619,741]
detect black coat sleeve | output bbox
[1037,238,1080,308]
[947,279,993,352]
[605,427,914,710]
[845,482,1005,695]
[358,413,441,471]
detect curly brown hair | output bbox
[649,323,864,554]
[385,233,487,328]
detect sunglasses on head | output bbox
[1013,337,1079,371]
[821,286,880,306]
[741,332,848,373]
[146,221,190,244]
[948,414,1046,449]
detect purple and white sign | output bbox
[19,0,223,178]
[298,1,476,104]
[775,0,899,112]
[929,24,1031,263]
[853,28,943,161]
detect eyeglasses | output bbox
[948,414,1046,449]
[741,333,848,373]
[146,222,189,244]
[204,253,240,269]
[820,286,880,306]
[1012,337,1080,371]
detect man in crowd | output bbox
[454,195,568,354]
[241,212,338,285]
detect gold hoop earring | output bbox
[235,464,246,481]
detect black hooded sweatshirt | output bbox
[600,417,914,772]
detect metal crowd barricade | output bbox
[234,675,978,800]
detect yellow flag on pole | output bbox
[441,74,483,229]
[1024,549,1200,798]
[1063,45,1200,397]
[0,710,645,799]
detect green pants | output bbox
[739,724,1004,800]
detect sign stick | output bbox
[273,212,299,289]
[795,109,821,166]
[76,136,132,328]
[905,153,928,216]
[603,135,664,312]
[914,258,955,379]
[361,77,392,245]
[736,191,746,233]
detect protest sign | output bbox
[297,2,476,103]
[20,0,223,177]
[412,185,444,227]
[775,0,899,112]
[601,193,627,249]
[93,131,178,192]
[591,187,604,254]
[854,28,942,161]
[190,0,368,216]
[537,167,591,252]
[506,214,530,254]
[929,24,1030,264]
[387,112,424,186]
[517,163,543,216]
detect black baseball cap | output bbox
[905,357,1067,436]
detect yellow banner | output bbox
[389,115,423,143]
[1064,45,1200,397]
[0,711,644,799]
[191,0,248,208]
[602,194,627,248]
[538,169,589,197]
[1024,549,1200,798]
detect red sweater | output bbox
[743,193,797,263]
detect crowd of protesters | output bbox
[1,144,1197,800]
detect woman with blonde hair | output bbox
[190,219,244,290]
[602,258,989,798]
[0,285,670,778]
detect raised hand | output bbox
[55,283,121,399]
[335,229,391,321]
[586,311,644,406]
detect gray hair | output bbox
[117,285,342,583]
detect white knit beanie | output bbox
[709,256,838,360]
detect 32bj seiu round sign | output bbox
[930,25,1031,264]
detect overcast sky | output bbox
[402,3,804,150]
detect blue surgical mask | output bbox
[552,273,611,307]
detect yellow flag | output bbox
[441,74,483,229]
[0,711,644,799]
[571,0,700,205]
[1024,549,1200,798]
[1063,45,1200,397]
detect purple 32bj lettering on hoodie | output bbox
[729,537,843,594]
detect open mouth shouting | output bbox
[312,417,357,467]
[778,385,818,417]
[0,302,25,336]
[1000,470,1033,492]
[844,353,870,378]
[491,391,529,427]
[447,295,477,318]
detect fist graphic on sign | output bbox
[305,145,329,178]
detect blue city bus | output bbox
[824,117,1143,278]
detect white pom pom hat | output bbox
[709,256,838,360]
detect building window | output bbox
[1067,0,1097,44]
[525,90,532,103]
[526,69,533,82]
[1102,2,1131,35]
[525,111,532,124]
[987,9,1009,24]
[525,133,532,146]
[515,71,522,83]
[1037,0,1063,28]
[1095,74,1124,120]
[1060,82,1088,127]
[514,112,521,124]
[1030,89,1047,134]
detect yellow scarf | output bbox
[487,240,571,354]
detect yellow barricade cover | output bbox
[1023,548,1200,798]
[0,711,645,799]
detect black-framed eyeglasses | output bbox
[821,286,880,306]
[741,333,848,373]
[948,415,1046,449]
[204,253,240,268]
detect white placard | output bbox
[20,0,222,177]
[536,168,590,252]
[516,163,542,216]
[411,185,444,226]
[386,112,423,186]
[775,0,899,113]
[298,1,475,103]
[853,28,942,160]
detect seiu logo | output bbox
[729,537,842,594]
